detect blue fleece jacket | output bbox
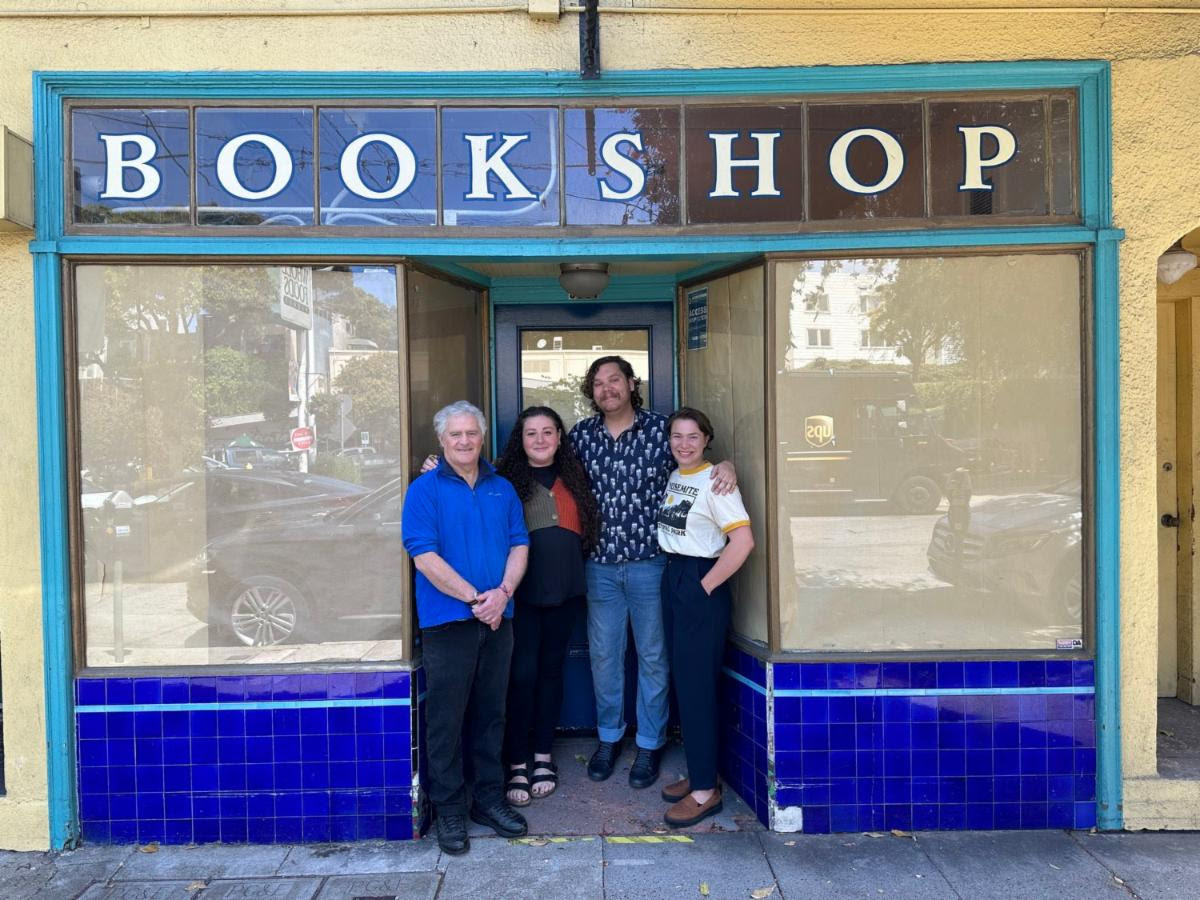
[401,457,529,629]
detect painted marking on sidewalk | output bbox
[510,836,598,845]
[605,835,694,844]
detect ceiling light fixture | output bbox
[559,262,609,299]
[1157,240,1198,286]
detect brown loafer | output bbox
[664,789,723,828]
[661,777,691,803]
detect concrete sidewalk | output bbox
[4,829,1200,899]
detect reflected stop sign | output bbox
[290,426,314,450]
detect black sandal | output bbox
[506,764,532,807]
[530,760,559,799]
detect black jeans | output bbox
[503,597,580,764]
[661,554,731,792]
[421,617,514,817]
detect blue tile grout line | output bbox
[75,698,412,714]
[773,686,1095,697]
[723,667,1094,698]
[723,666,767,695]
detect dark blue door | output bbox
[493,302,676,730]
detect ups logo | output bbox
[805,415,835,448]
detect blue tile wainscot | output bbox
[720,656,1096,834]
[75,671,419,844]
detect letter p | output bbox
[958,125,1017,192]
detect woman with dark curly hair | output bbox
[495,406,600,807]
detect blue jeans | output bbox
[585,556,669,750]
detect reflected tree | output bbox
[868,258,966,383]
[523,374,592,429]
[330,353,401,449]
[203,346,271,419]
[316,278,397,348]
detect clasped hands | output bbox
[472,587,508,629]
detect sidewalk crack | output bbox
[1068,831,1142,899]
[754,833,785,899]
[912,835,964,900]
[102,849,136,888]
[430,870,448,899]
[271,846,292,877]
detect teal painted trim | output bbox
[76,697,410,713]
[38,226,1102,260]
[417,260,490,289]
[774,686,1095,698]
[677,257,759,284]
[1077,63,1113,228]
[491,275,676,305]
[33,73,66,242]
[1093,231,1122,831]
[33,73,77,851]
[30,62,1114,848]
[488,297,498,459]
[33,249,77,851]
[36,62,1109,243]
[723,666,768,695]
[671,290,679,409]
[34,62,1108,101]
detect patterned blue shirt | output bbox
[569,408,674,564]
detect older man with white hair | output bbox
[402,400,530,855]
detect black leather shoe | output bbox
[587,738,623,782]
[435,812,469,855]
[628,747,663,789]
[470,801,528,838]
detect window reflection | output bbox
[406,270,484,469]
[775,255,1084,651]
[564,107,681,226]
[76,264,404,666]
[195,108,315,226]
[440,107,560,227]
[72,108,191,225]
[518,329,649,432]
[319,107,438,226]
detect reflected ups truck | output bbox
[780,371,964,514]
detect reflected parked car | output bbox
[187,478,405,646]
[209,443,292,471]
[779,371,964,514]
[926,478,1083,619]
[83,469,367,579]
[337,446,403,488]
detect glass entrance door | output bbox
[494,302,675,450]
[493,301,676,729]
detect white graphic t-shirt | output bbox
[656,462,751,558]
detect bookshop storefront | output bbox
[34,62,1118,845]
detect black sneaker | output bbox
[587,738,623,782]
[435,812,469,855]
[469,800,528,838]
[628,747,663,789]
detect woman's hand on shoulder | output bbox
[710,459,737,495]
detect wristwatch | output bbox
[467,592,483,606]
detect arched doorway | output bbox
[1156,227,1200,776]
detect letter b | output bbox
[99,134,162,200]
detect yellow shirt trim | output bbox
[678,462,713,476]
[722,519,751,534]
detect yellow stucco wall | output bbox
[0,3,1197,846]
[0,229,50,851]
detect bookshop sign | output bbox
[69,95,1076,229]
